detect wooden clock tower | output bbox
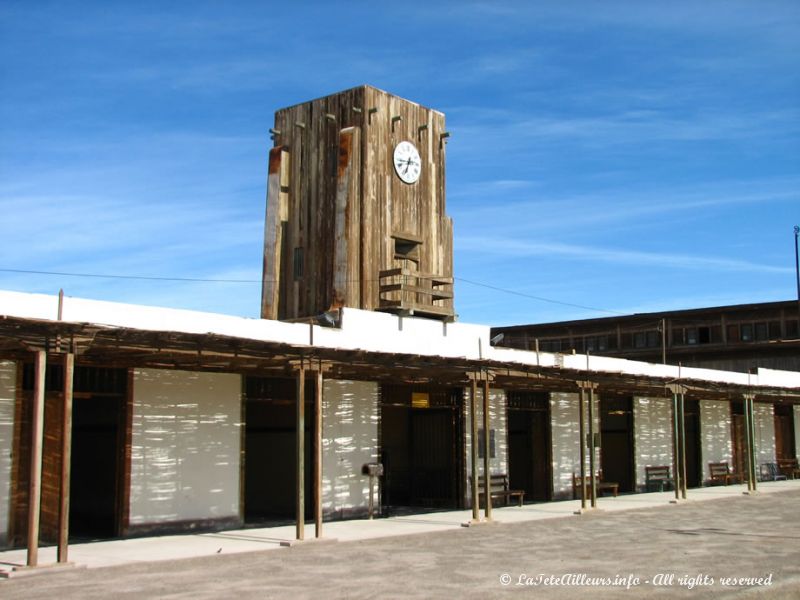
[260,85,455,321]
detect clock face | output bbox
[393,141,421,184]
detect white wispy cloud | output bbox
[456,236,793,275]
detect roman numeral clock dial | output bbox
[393,140,421,184]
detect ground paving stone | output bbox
[3,489,799,599]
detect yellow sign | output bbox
[411,392,430,409]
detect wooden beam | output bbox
[27,350,46,567]
[587,385,597,508]
[332,127,360,310]
[57,352,74,563]
[482,377,492,520]
[314,369,323,538]
[295,364,305,540]
[578,387,587,510]
[261,146,289,320]
[671,390,683,501]
[470,378,479,521]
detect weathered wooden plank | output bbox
[379,284,453,299]
[27,351,46,566]
[261,146,289,320]
[332,126,358,308]
[57,352,74,562]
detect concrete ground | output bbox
[2,481,799,599]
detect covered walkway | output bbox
[2,480,799,575]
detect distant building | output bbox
[491,300,800,373]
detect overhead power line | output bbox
[0,267,623,315]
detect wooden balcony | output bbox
[378,268,455,320]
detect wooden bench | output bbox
[572,472,619,499]
[759,462,787,481]
[777,458,800,480]
[645,465,673,492]
[707,462,741,486]
[473,474,525,507]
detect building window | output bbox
[687,328,698,345]
[646,330,659,347]
[634,332,646,348]
[755,322,768,342]
[740,323,753,342]
[585,335,608,352]
[540,339,562,352]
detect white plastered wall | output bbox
[129,368,242,526]
[464,387,508,502]
[0,361,15,546]
[322,379,378,518]
[754,402,776,465]
[550,392,600,499]
[700,400,732,481]
[633,396,673,490]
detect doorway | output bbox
[731,402,746,476]
[379,385,463,510]
[244,376,314,522]
[69,393,124,538]
[507,391,552,502]
[600,396,635,493]
[682,399,702,488]
[774,404,796,460]
[15,364,127,543]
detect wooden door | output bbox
[600,397,634,493]
[774,405,796,460]
[507,392,551,502]
[410,408,456,507]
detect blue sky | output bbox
[1,1,798,326]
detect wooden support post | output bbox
[587,385,597,508]
[482,376,492,520]
[470,378,479,521]
[743,394,753,491]
[750,397,758,492]
[578,387,587,510]
[744,394,757,492]
[27,351,46,567]
[314,369,323,538]
[679,392,688,499]
[671,389,682,501]
[295,363,305,541]
[57,352,74,563]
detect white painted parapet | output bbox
[321,379,378,519]
[2,290,800,395]
[0,361,15,547]
[129,369,242,528]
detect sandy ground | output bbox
[3,487,800,599]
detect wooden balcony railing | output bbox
[378,268,455,320]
